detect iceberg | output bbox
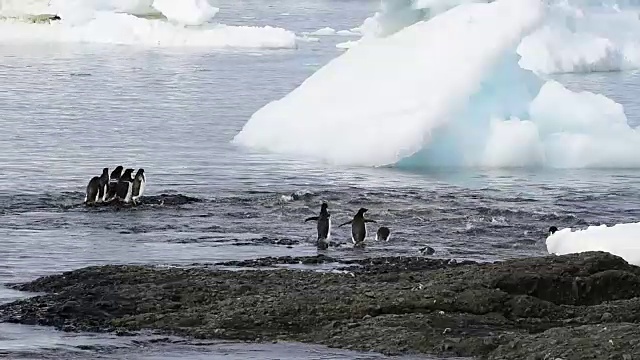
[234,0,640,168]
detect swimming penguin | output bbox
[131,168,146,205]
[548,226,558,236]
[104,165,123,202]
[338,208,376,248]
[418,246,436,255]
[84,175,102,205]
[375,226,391,241]
[115,168,135,204]
[304,202,331,250]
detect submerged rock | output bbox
[2,251,640,359]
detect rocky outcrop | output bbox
[2,251,640,359]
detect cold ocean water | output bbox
[1,0,640,358]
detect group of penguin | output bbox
[304,202,391,250]
[84,166,146,206]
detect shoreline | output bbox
[1,251,639,359]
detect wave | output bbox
[0,0,297,49]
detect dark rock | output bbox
[2,251,640,359]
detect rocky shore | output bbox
[2,251,640,359]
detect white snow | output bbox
[546,223,640,266]
[152,0,218,26]
[0,0,297,49]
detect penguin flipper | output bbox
[304,216,319,222]
[338,220,353,227]
[364,219,377,223]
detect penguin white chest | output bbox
[124,182,133,203]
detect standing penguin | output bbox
[304,202,331,250]
[84,175,101,205]
[104,165,123,202]
[98,167,110,202]
[110,166,123,183]
[338,208,376,247]
[131,168,146,205]
[116,168,135,204]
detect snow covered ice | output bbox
[233,0,640,169]
[0,0,297,49]
[547,223,640,266]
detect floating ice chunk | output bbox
[481,118,545,168]
[546,223,640,266]
[336,29,358,36]
[151,0,218,26]
[528,80,640,168]
[310,27,336,36]
[233,0,545,166]
[0,12,297,49]
[335,40,360,49]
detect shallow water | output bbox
[1,0,640,358]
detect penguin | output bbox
[375,226,391,241]
[131,168,146,205]
[98,167,110,202]
[418,246,436,255]
[115,168,135,204]
[338,208,376,248]
[110,165,123,183]
[84,175,101,205]
[548,226,558,236]
[304,202,331,250]
[104,165,123,202]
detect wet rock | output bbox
[601,312,613,322]
[216,254,338,267]
[2,251,640,359]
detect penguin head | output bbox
[548,226,558,236]
[321,202,328,210]
[101,167,109,176]
[111,166,123,178]
[357,208,368,215]
[122,168,134,180]
[135,168,145,178]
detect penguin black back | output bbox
[116,168,135,203]
[305,202,331,250]
[376,226,391,241]
[110,166,123,182]
[104,165,124,202]
[339,207,376,247]
[84,175,101,205]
